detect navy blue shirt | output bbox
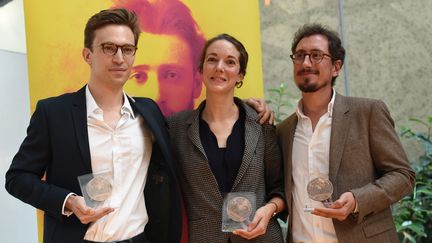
[199,104,245,194]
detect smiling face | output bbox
[130,32,200,116]
[82,24,136,89]
[293,34,341,93]
[201,40,243,96]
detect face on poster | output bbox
[24,0,263,116]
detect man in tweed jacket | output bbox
[276,23,415,243]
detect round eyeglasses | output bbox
[99,42,137,57]
[290,50,333,64]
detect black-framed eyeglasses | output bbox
[290,50,333,64]
[99,42,137,57]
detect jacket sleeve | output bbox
[263,124,286,203]
[350,100,416,223]
[5,101,71,221]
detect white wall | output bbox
[0,0,26,53]
[0,0,38,242]
[0,49,37,243]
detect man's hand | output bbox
[244,98,275,125]
[65,195,114,224]
[311,192,356,221]
[233,203,275,239]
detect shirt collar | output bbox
[85,85,136,119]
[296,88,336,119]
[121,94,135,119]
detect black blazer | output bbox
[5,86,182,243]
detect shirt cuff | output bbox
[349,193,360,221]
[62,193,76,217]
[353,193,359,213]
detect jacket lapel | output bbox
[71,86,92,172]
[278,113,297,228]
[285,115,297,207]
[129,97,173,167]
[186,103,223,199]
[231,102,260,190]
[186,103,208,160]
[329,93,351,192]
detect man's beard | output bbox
[297,78,326,93]
[296,69,325,93]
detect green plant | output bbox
[393,116,432,243]
[265,83,298,123]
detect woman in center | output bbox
[168,33,285,242]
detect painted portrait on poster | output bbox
[24,0,263,116]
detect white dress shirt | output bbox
[291,90,338,243]
[82,86,153,241]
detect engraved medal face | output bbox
[307,177,333,202]
[226,196,253,222]
[85,176,112,202]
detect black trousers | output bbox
[83,231,149,243]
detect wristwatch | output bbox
[349,203,359,220]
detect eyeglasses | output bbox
[290,50,333,64]
[99,43,137,57]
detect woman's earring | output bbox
[235,80,243,88]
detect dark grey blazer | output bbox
[168,98,285,243]
[277,93,415,243]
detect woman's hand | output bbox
[232,203,276,240]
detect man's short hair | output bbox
[84,8,141,49]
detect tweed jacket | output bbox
[168,98,285,243]
[276,93,415,243]
[5,86,183,243]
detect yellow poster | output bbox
[23,0,262,241]
[24,0,263,116]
